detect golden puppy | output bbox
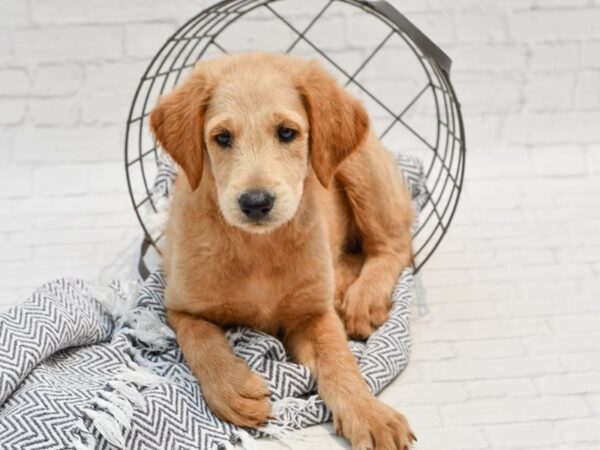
[151,53,415,450]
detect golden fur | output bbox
[151,53,415,450]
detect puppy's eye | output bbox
[215,131,233,148]
[277,126,297,143]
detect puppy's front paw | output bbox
[201,359,271,428]
[334,398,416,450]
[342,281,391,340]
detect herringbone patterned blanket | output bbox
[0,268,413,449]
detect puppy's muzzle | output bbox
[238,190,275,221]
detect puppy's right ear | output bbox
[150,72,211,191]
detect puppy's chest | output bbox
[191,256,300,331]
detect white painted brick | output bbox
[420,269,471,287]
[9,227,134,246]
[575,71,600,111]
[0,69,30,96]
[471,264,591,284]
[558,418,600,442]
[529,42,580,72]
[30,0,122,25]
[588,395,600,413]
[13,126,121,163]
[13,27,123,63]
[455,8,509,43]
[560,353,600,372]
[0,30,11,64]
[116,0,207,23]
[426,251,499,271]
[485,422,563,448]
[425,284,518,304]
[31,64,84,97]
[449,43,528,73]
[387,382,468,405]
[34,215,95,230]
[534,0,590,7]
[27,98,80,125]
[0,130,11,166]
[526,334,600,356]
[0,244,32,262]
[11,194,132,216]
[421,356,563,382]
[0,168,33,198]
[497,297,600,320]
[443,397,589,425]
[0,214,28,233]
[558,246,600,264]
[581,41,600,69]
[464,378,538,399]
[33,164,90,196]
[80,91,131,125]
[392,405,442,429]
[410,342,456,361]
[510,9,600,41]
[453,339,525,359]
[549,314,600,335]
[33,243,95,260]
[93,213,138,229]
[507,113,600,145]
[537,373,600,395]
[0,100,26,125]
[496,248,556,265]
[83,61,144,93]
[124,23,176,59]
[0,0,30,27]
[429,302,499,321]
[524,72,575,112]
[89,162,129,194]
[415,428,489,450]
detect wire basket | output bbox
[125,0,466,273]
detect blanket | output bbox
[0,269,413,449]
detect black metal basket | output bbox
[125,0,466,273]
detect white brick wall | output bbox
[1,0,600,448]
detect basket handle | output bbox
[360,0,452,77]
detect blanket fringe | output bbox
[70,360,167,449]
[85,280,140,321]
[255,396,320,447]
[128,308,175,351]
[237,429,260,450]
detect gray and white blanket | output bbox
[0,270,413,449]
[0,154,424,450]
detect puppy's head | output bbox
[151,53,369,234]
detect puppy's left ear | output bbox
[298,61,370,188]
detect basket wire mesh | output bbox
[125,0,466,273]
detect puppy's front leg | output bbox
[168,310,271,427]
[285,311,415,450]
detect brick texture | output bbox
[1,0,600,449]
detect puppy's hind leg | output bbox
[333,252,364,318]
[336,137,414,340]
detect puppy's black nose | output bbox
[239,190,275,220]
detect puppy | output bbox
[151,53,415,450]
